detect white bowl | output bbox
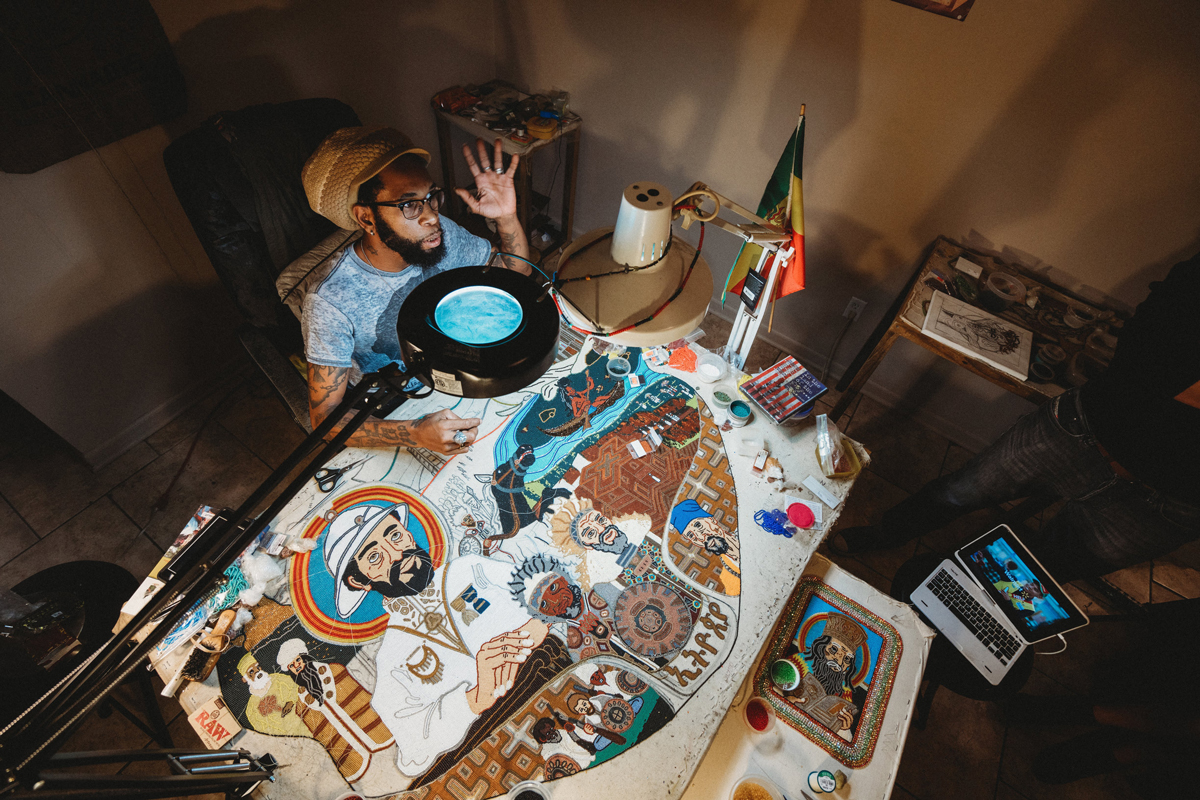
[696,352,728,383]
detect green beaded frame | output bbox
[752,577,902,768]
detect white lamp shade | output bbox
[610,182,673,267]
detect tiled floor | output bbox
[1,315,1196,799]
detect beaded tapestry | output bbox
[215,342,741,797]
[753,578,901,768]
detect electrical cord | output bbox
[1034,634,1069,655]
[493,250,554,282]
[552,231,678,286]
[553,222,706,337]
[820,316,854,383]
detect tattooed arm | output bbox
[307,363,480,453]
[493,215,531,274]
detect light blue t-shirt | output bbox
[302,215,492,383]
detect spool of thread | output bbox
[787,502,816,529]
[711,384,736,411]
[808,770,837,793]
[729,400,752,427]
[1028,361,1055,382]
[1036,343,1066,367]
[1064,305,1097,329]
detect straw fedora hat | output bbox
[302,126,431,230]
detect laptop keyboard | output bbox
[928,569,1022,664]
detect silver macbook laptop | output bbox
[910,524,1089,685]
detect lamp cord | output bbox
[552,232,675,285]
[553,222,706,337]
[493,251,554,282]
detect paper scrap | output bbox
[803,475,841,509]
[188,695,242,749]
[954,256,983,279]
[114,577,165,634]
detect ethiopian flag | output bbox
[723,114,806,303]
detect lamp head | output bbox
[610,182,673,267]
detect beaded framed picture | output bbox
[753,577,902,767]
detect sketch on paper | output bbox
[921,292,1032,380]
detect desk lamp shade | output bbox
[557,182,713,347]
[399,266,559,398]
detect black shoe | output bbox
[1032,729,1126,784]
[1002,694,1096,727]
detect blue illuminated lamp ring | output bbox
[397,265,560,398]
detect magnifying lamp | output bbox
[399,264,561,397]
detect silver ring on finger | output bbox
[453,430,469,446]
[494,166,504,174]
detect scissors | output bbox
[313,457,368,493]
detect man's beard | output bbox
[812,656,850,696]
[805,638,853,696]
[591,526,628,554]
[294,658,325,705]
[372,546,435,598]
[377,216,445,267]
[247,671,272,697]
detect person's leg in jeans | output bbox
[1029,481,1200,583]
[833,388,1117,553]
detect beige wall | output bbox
[0,0,496,467]
[496,0,1200,448]
[4,0,1197,464]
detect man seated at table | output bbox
[288,126,532,454]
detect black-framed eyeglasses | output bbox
[370,187,445,220]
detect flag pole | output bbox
[769,106,803,334]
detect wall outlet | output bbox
[843,297,867,321]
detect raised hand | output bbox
[457,138,519,222]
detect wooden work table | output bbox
[831,236,1127,421]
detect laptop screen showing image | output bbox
[956,525,1088,643]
